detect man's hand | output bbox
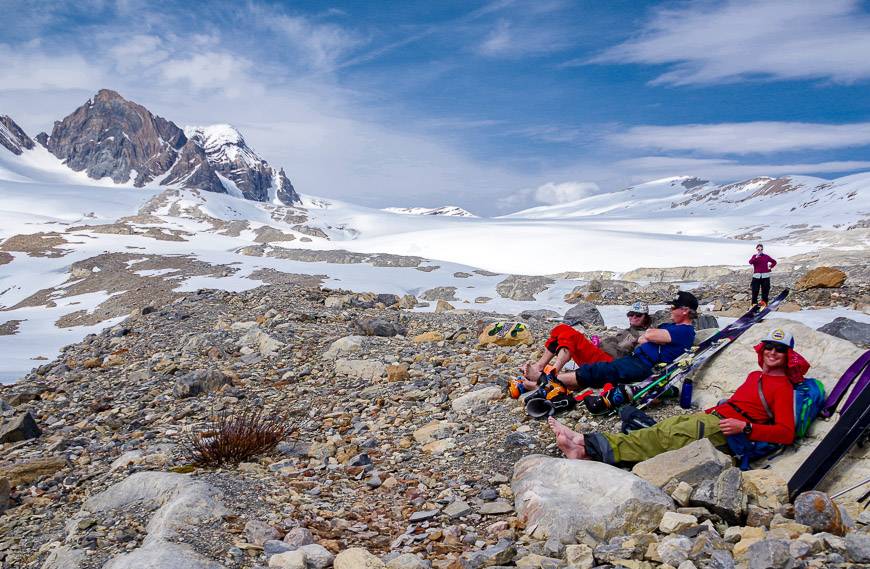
[636,335,648,345]
[719,418,747,436]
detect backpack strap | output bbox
[756,376,774,424]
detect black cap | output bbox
[671,290,699,310]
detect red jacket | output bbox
[706,344,810,445]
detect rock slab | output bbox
[512,455,673,543]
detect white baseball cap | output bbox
[627,301,649,315]
[763,328,795,348]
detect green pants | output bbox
[586,413,728,465]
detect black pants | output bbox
[751,277,771,304]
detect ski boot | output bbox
[583,384,634,416]
[525,392,576,419]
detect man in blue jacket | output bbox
[522,291,698,391]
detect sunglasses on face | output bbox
[627,312,644,317]
[762,342,788,354]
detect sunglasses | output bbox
[762,342,789,354]
[627,312,645,317]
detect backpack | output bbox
[727,376,826,470]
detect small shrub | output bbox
[183,407,295,467]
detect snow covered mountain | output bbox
[382,205,476,217]
[506,175,869,240]
[20,89,299,205]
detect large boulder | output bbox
[512,455,673,543]
[563,302,605,329]
[632,438,733,488]
[693,318,867,495]
[795,266,846,290]
[334,359,386,381]
[0,411,41,443]
[496,275,554,301]
[817,317,870,347]
[451,386,502,413]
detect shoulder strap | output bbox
[756,376,774,423]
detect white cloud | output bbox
[0,43,104,90]
[534,181,600,204]
[592,0,870,85]
[109,35,169,71]
[614,156,870,182]
[476,16,574,58]
[251,9,362,72]
[160,52,261,98]
[610,122,870,154]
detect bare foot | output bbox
[521,362,543,390]
[548,417,588,460]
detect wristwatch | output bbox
[743,423,753,435]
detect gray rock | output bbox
[0,411,41,443]
[409,509,439,522]
[0,115,34,155]
[845,532,870,563]
[40,546,86,569]
[460,538,515,568]
[657,535,692,566]
[519,309,560,321]
[421,286,457,301]
[283,527,316,547]
[817,317,870,347]
[264,540,294,557]
[245,519,281,546]
[794,491,847,535]
[696,314,719,330]
[705,549,736,569]
[512,455,673,543]
[103,540,225,569]
[173,369,231,398]
[632,438,732,488]
[744,539,794,569]
[443,500,472,518]
[385,553,430,569]
[690,467,746,524]
[376,293,401,307]
[496,275,554,301]
[563,302,604,328]
[353,318,406,337]
[334,359,386,381]
[298,544,335,569]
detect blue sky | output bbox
[3,0,870,214]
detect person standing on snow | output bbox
[749,243,777,307]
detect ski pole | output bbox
[830,476,870,500]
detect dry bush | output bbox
[183,407,295,467]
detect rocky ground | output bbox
[1,283,869,569]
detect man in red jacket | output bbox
[547,328,808,465]
[749,243,777,307]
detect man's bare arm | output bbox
[642,329,672,344]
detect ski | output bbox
[787,366,870,499]
[820,350,870,418]
[634,288,790,409]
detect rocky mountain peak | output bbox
[40,89,186,186]
[33,90,300,205]
[184,124,299,204]
[0,115,35,155]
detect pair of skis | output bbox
[787,350,870,499]
[585,289,791,415]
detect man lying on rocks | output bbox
[548,328,809,464]
[519,300,652,381]
[520,292,698,393]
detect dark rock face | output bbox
[41,89,187,186]
[0,115,35,155]
[817,317,870,347]
[0,412,42,443]
[36,89,300,205]
[184,126,299,205]
[563,301,605,328]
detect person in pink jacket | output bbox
[749,243,776,306]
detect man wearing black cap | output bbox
[547,291,698,391]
